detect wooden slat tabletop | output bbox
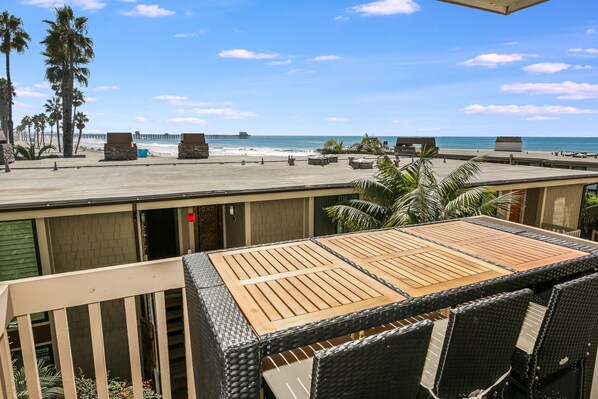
[317,230,512,297]
[402,221,589,271]
[209,241,405,336]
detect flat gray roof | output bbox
[1,154,597,212]
[439,149,598,167]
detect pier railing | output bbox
[0,258,195,399]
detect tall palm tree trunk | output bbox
[75,127,82,154]
[5,52,14,145]
[62,71,73,157]
[56,118,61,152]
[49,126,53,146]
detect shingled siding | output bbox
[250,199,307,245]
[542,184,584,229]
[48,212,137,379]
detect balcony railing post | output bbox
[124,296,144,399]
[0,334,16,399]
[88,303,109,399]
[16,315,42,399]
[52,309,77,399]
[154,292,172,399]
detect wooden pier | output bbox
[80,131,251,140]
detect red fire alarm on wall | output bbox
[187,212,196,223]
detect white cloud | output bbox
[523,63,592,74]
[34,82,52,90]
[569,48,598,57]
[180,108,257,120]
[502,41,520,46]
[154,94,187,101]
[93,85,119,91]
[285,69,317,76]
[458,53,536,68]
[587,28,596,35]
[120,4,175,17]
[13,101,32,110]
[527,116,560,121]
[334,15,349,21]
[167,117,206,125]
[174,33,198,38]
[460,104,598,115]
[325,117,350,122]
[22,0,106,10]
[134,116,147,122]
[171,100,230,107]
[310,55,341,62]
[266,59,292,66]
[501,81,598,100]
[351,0,420,16]
[85,110,104,116]
[219,49,279,60]
[15,88,45,98]
[85,97,98,102]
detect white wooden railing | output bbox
[0,258,195,399]
[540,222,582,238]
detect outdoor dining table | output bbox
[183,217,598,399]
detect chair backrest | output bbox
[310,319,433,399]
[433,289,532,398]
[181,133,206,144]
[106,132,133,144]
[532,272,598,378]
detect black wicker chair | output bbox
[510,273,598,399]
[419,289,532,399]
[263,319,433,399]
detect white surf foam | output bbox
[79,138,317,158]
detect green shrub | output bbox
[75,371,160,399]
[14,360,63,399]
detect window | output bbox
[0,220,42,281]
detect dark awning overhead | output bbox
[438,0,548,15]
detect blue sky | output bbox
[4,0,598,136]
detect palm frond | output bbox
[325,201,386,232]
[437,156,484,201]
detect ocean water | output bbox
[79,136,598,158]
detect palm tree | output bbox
[326,151,520,231]
[44,97,62,152]
[0,77,15,139]
[47,117,54,146]
[72,87,84,125]
[31,114,41,147]
[15,123,24,142]
[41,5,94,158]
[38,113,47,146]
[322,139,344,154]
[348,133,385,155]
[14,360,63,399]
[0,11,31,145]
[74,111,88,154]
[20,115,32,145]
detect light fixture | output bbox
[229,204,235,216]
[437,0,548,15]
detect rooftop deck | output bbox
[2,155,598,211]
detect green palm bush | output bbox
[326,150,520,231]
[14,360,63,399]
[14,144,56,160]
